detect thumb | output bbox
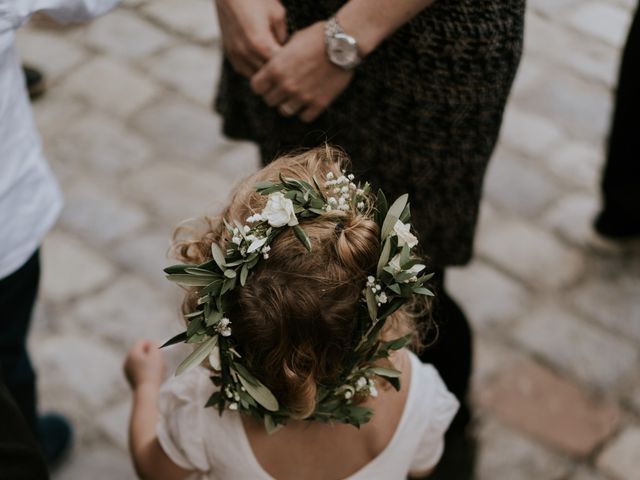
[272,15,288,45]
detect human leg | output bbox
[0,371,49,480]
[0,250,72,467]
[419,269,475,480]
[595,5,640,238]
[419,269,473,428]
[0,250,41,432]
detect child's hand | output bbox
[124,340,166,390]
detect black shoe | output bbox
[37,413,73,468]
[23,65,46,100]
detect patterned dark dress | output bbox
[215,0,526,268]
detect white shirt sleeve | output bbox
[409,365,460,473]
[156,368,213,474]
[0,0,119,32]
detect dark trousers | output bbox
[420,269,472,429]
[0,250,40,433]
[0,372,48,480]
[599,5,640,232]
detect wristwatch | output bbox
[324,16,362,70]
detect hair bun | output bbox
[335,216,379,273]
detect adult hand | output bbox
[251,22,355,123]
[214,0,288,78]
[124,340,166,390]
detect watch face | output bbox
[328,33,359,68]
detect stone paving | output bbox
[15,0,639,478]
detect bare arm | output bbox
[250,0,434,122]
[336,0,435,57]
[125,341,192,480]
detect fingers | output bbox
[299,103,325,123]
[263,87,288,107]
[250,66,274,96]
[271,15,288,45]
[278,100,305,117]
[225,32,281,78]
[267,0,288,45]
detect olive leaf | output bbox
[368,367,401,378]
[166,274,214,287]
[240,263,249,286]
[380,194,408,239]
[254,180,275,191]
[264,415,283,435]
[374,189,388,225]
[365,287,378,322]
[211,243,226,271]
[175,336,218,376]
[205,391,223,408]
[376,238,391,277]
[206,309,223,327]
[163,264,191,275]
[160,331,187,348]
[234,365,279,412]
[293,225,312,252]
[414,287,434,296]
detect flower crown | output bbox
[162,171,433,433]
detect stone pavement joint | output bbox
[477,360,621,457]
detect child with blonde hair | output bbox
[124,146,458,480]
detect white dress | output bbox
[157,350,459,480]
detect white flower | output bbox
[389,254,402,273]
[229,402,238,411]
[217,318,232,337]
[367,275,375,285]
[327,197,337,206]
[231,235,242,245]
[343,386,355,400]
[407,264,425,275]
[326,172,334,180]
[377,292,388,304]
[357,202,365,210]
[393,220,418,248]
[261,192,299,228]
[208,345,221,371]
[224,386,234,399]
[243,225,250,233]
[347,174,355,181]
[389,254,425,280]
[355,377,367,390]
